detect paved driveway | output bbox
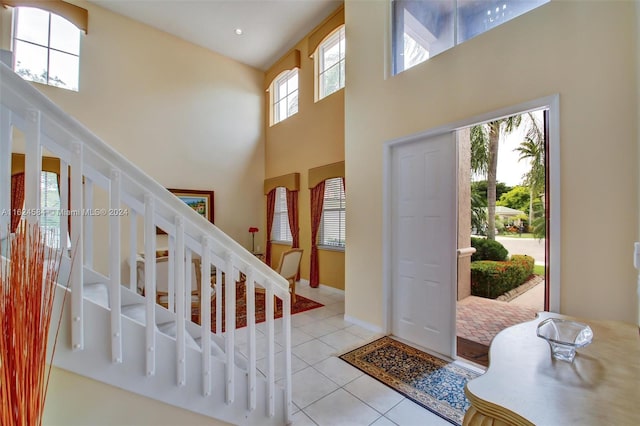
[495,236,546,265]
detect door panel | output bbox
[391,132,456,357]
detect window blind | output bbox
[320,177,345,248]
[271,187,292,242]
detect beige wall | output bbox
[44,367,231,426]
[345,0,638,326]
[2,0,266,274]
[264,10,345,290]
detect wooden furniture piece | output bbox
[136,255,215,324]
[257,248,302,303]
[275,248,303,304]
[463,312,640,426]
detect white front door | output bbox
[390,132,457,357]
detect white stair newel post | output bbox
[175,216,186,386]
[245,267,256,411]
[282,291,292,424]
[224,251,235,404]
[59,159,69,254]
[109,169,122,363]
[129,210,138,291]
[70,141,84,351]
[144,194,156,375]
[266,280,275,417]
[201,236,212,396]
[24,109,41,228]
[0,105,11,240]
[83,177,94,268]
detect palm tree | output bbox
[470,185,487,235]
[470,115,521,240]
[516,112,545,226]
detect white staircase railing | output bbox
[0,62,292,424]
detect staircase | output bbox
[0,63,292,425]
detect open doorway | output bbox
[384,95,559,364]
[456,108,549,366]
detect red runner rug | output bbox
[194,282,323,331]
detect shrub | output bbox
[471,237,508,262]
[470,254,535,298]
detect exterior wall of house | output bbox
[1,0,266,275]
[344,0,638,326]
[264,9,345,290]
[44,367,231,426]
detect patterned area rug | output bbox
[340,337,481,426]
[194,282,323,331]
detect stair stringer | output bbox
[49,284,286,426]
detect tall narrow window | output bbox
[317,26,345,101]
[39,171,64,247]
[272,69,299,125]
[16,171,66,248]
[319,178,345,248]
[13,7,81,91]
[271,187,292,243]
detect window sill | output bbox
[316,86,344,103]
[271,241,293,246]
[318,245,345,253]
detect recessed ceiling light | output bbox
[234,28,243,35]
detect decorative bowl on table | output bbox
[536,318,593,362]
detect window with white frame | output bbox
[271,69,299,125]
[316,25,345,101]
[392,0,549,75]
[319,177,345,249]
[13,7,81,91]
[271,187,292,243]
[17,171,67,248]
[39,171,65,247]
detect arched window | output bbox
[12,6,82,91]
[315,25,345,101]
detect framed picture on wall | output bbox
[157,188,214,234]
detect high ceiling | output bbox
[88,0,342,71]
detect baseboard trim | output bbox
[298,279,345,296]
[343,315,384,333]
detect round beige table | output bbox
[464,312,640,425]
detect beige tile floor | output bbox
[237,284,482,426]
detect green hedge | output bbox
[471,237,508,261]
[470,255,535,299]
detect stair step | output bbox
[84,283,109,308]
[195,336,248,370]
[157,321,201,351]
[121,303,147,325]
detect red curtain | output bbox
[309,181,325,288]
[10,173,25,232]
[265,188,276,266]
[286,189,300,279]
[286,189,299,248]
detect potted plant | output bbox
[1,225,64,426]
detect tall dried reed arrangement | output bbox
[0,224,63,426]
